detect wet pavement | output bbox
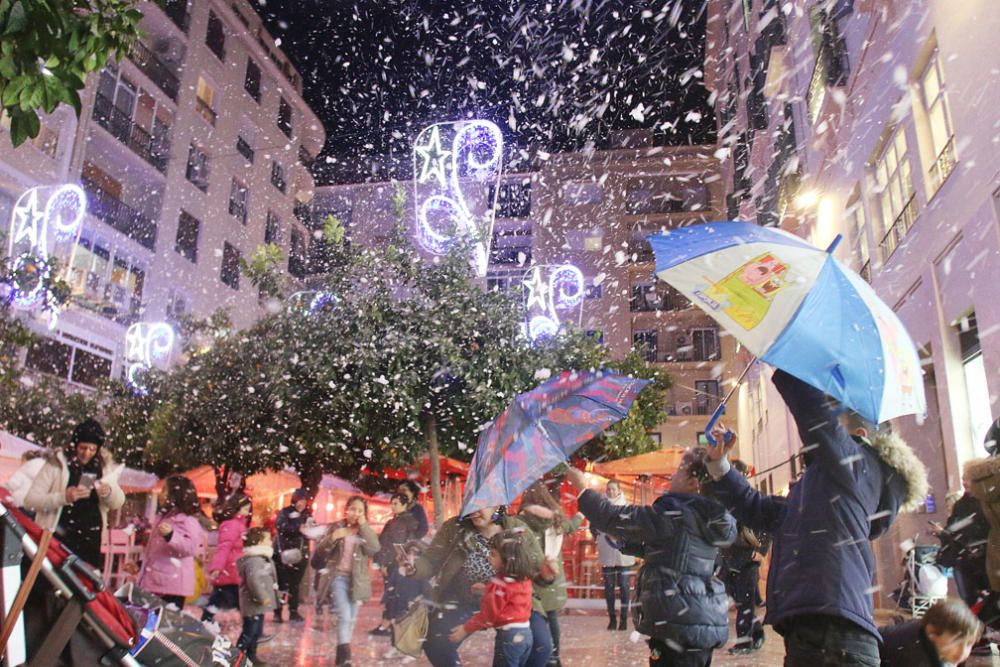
[197,601,1000,666]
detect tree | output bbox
[0,0,142,146]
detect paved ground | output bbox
[198,601,1000,666]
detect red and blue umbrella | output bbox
[460,370,650,517]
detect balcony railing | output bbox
[929,136,957,191]
[156,0,189,33]
[859,260,872,284]
[490,245,532,266]
[128,41,180,101]
[879,194,918,260]
[298,145,314,168]
[82,183,158,250]
[92,94,170,173]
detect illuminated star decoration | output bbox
[523,264,585,342]
[10,188,46,255]
[523,266,550,312]
[125,322,175,395]
[414,125,451,188]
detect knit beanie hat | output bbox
[71,418,105,448]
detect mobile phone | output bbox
[79,473,97,490]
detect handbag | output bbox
[391,600,428,657]
[280,548,303,566]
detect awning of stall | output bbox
[368,454,470,481]
[590,447,686,503]
[165,465,302,501]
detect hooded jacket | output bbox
[311,520,380,603]
[237,544,278,617]
[578,487,736,649]
[22,449,125,532]
[208,515,248,587]
[138,512,207,597]
[965,455,1000,590]
[705,370,927,640]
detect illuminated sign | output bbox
[124,321,175,394]
[5,184,86,327]
[522,264,585,341]
[413,120,503,276]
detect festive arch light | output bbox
[522,264,586,342]
[124,321,175,394]
[6,184,87,326]
[413,120,504,276]
[287,290,338,314]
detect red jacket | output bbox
[463,576,533,633]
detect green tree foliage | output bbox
[0,0,142,146]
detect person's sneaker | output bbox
[728,645,755,655]
[272,612,283,623]
[369,626,391,636]
[288,613,305,623]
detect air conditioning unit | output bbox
[676,401,693,416]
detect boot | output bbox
[618,609,628,631]
[606,601,617,630]
[272,608,283,623]
[335,643,352,666]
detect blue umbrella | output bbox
[460,370,650,517]
[648,221,926,432]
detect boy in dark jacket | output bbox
[273,488,311,623]
[705,369,928,667]
[568,448,736,667]
[879,598,981,666]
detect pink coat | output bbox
[138,513,206,597]
[208,516,247,587]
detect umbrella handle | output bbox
[704,403,734,447]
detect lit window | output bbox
[921,52,957,191]
[221,242,240,289]
[873,126,915,260]
[195,77,217,125]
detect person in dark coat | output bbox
[272,488,311,623]
[936,462,989,606]
[568,448,736,667]
[705,370,929,667]
[398,479,429,539]
[879,597,982,666]
[370,492,424,635]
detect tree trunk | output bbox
[300,455,323,498]
[213,464,228,499]
[422,411,444,529]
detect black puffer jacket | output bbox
[578,488,736,649]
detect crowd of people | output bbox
[6,369,1000,666]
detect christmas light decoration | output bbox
[288,290,338,314]
[413,120,503,276]
[522,264,585,341]
[124,321,175,394]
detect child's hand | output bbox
[448,625,468,643]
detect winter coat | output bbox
[593,494,637,568]
[375,512,419,568]
[578,488,736,649]
[311,521,380,603]
[705,370,927,640]
[407,502,429,540]
[878,620,941,667]
[519,511,583,612]
[22,449,125,532]
[966,455,1000,590]
[208,516,248,587]
[138,513,207,598]
[4,457,46,508]
[237,544,278,617]
[273,503,311,564]
[412,515,543,608]
[937,492,988,570]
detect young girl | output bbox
[139,475,207,610]
[449,529,538,667]
[313,495,380,666]
[202,495,252,623]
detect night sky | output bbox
[257,0,715,183]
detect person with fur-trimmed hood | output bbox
[704,370,927,667]
[963,417,1000,617]
[23,418,125,570]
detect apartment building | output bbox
[705,0,1000,596]
[1,0,325,387]
[313,132,735,448]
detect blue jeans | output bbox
[524,610,552,667]
[603,566,631,617]
[332,575,360,645]
[385,565,428,620]
[236,614,264,660]
[493,626,532,667]
[424,603,478,666]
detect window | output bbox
[563,181,603,205]
[277,97,292,137]
[71,349,112,388]
[585,330,604,344]
[195,77,216,126]
[206,11,226,61]
[874,126,915,259]
[229,179,248,224]
[185,144,209,191]
[220,242,240,289]
[25,337,72,378]
[807,6,849,123]
[585,283,602,299]
[691,328,720,361]
[244,59,261,102]
[630,282,662,312]
[175,210,200,262]
[265,211,281,244]
[845,191,870,282]
[236,135,254,163]
[493,182,532,218]
[957,313,993,463]
[32,125,59,158]
[633,330,658,362]
[288,229,306,278]
[166,289,188,322]
[921,52,957,191]
[270,161,286,193]
[694,380,721,416]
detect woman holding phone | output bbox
[24,418,125,570]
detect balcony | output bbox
[490,245,532,266]
[806,41,849,125]
[298,145,315,169]
[859,260,872,284]
[929,136,957,192]
[128,41,180,101]
[630,286,690,312]
[92,94,170,173]
[82,183,158,250]
[879,194,917,260]
[155,0,189,33]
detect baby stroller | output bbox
[0,492,249,665]
[891,540,947,617]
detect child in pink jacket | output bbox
[203,495,252,622]
[139,475,207,610]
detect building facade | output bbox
[1,0,325,387]
[313,132,735,448]
[705,0,1000,598]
